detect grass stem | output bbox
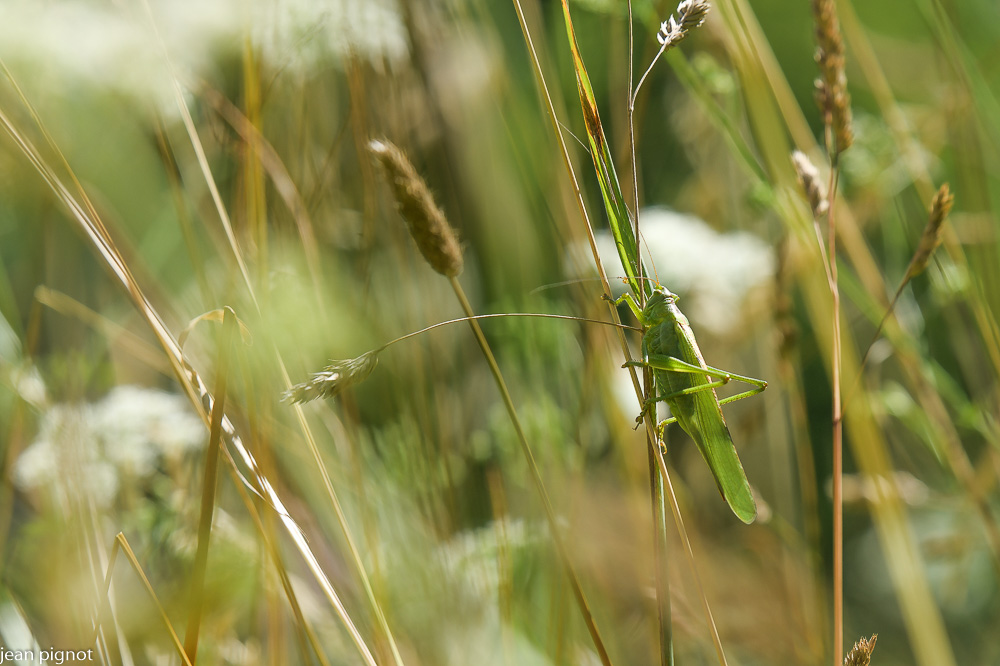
[449,276,616,666]
[183,307,237,662]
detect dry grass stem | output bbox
[183,307,237,661]
[99,534,194,666]
[905,183,953,281]
[792,150,830,217]
[282,312,639,405]
[844,634,877,666]
[368,138,464,277]
[812,0,853,154]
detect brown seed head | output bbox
[368,139,464,277]
[812,0,853,153]
[905,183,953,281]
[844,634,877,666]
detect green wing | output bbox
[645,310,757,523]
[680,393,757,524]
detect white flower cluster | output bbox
[0,0,408,111]
[566,208,775,337]
[258,0,408,69]
[436,519,530,602]
[14,385,205,509]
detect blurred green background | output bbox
[0,0,998,664]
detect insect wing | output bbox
[687,389,757,523]
[670,311,757,524]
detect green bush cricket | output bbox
[608,285,767,524]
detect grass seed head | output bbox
[791,150,830,218]
[283,351,380,404]
[812,0,853,153]
[844,634,877,666]
[657,0,711,50]
[368,139,464,277]
[905,183,953,281]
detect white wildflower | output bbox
[0,0,408,114]
[13,438,59,492]
[437,520,529,601]
[566,208,775,337]
[260,0,408,67]
[13,404,119,508]
[13,385,204,511]
[80,462,121,509]
[95,386,204,474]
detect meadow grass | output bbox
[0,1,997,665]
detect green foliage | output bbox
[0,0,998,664]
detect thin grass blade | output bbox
[560,0,646,297]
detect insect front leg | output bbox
[602,291,645,323]
[626,407,681,441]
[625,384,685,431]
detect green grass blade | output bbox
[560,0,646,297]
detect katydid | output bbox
[608,286,767,524]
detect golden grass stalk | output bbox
[368,139,464,277]
[183,308,238,662]
[97,534,194,666]
[844,634,877,666]
[34,286,173,376]
[444,284,621,663]
[32,292,330,664]
[810,4,853,662]
[626,7,709,664]
[812,0,853,154]
[147,38,408,662]
[176,77,406,665]
[200,84,327,314]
